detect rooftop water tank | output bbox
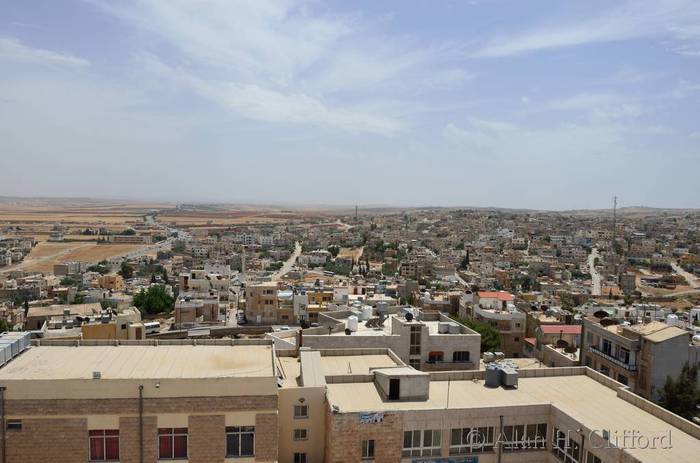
[438,322,450,334]
[485,364,501,388]
[347,315,359,332]
[666,313,679,327]
[361,305,373,321]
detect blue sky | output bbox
[0,0,698,209]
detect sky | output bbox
[0,0,699,210]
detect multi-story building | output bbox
[300,308,481,371]
[1,338,699,463]
[245,283,279,324]
[471,292,525,357]
[0,341,279,463]
[582,318,695,399]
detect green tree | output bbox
[452,316,501,352]
[118,261,134,279]
[132,285,174,315]
[60,276,80,287]
[657,363,700,420]
[0,319,10,332]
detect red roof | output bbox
[524,337,536,346]
[539,325,581,335]
[477,291,514,301]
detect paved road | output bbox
[588,248,602,295]
[671,261,699,289]
[270,241,301,281]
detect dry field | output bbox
[5,242,148,274]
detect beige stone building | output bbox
[245,283,279,324]
[582,318,695,399]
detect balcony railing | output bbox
[588,346,637,371]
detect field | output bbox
[4,242,149,274]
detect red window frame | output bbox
[158,427,188,459]
[89,429,119,461]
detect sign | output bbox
[358,412,385,424]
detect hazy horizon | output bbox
[1,1,699,209]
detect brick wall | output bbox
[189,414,225,463]
[255,412,279,462]
[119,415,157,463]
[325,412,403,463]
[4,417,88,463]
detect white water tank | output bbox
[666,314,679,327]
[361,305,373,321]
[438,322,450,334]
[692,334,700,345]
[690,308,700,324]
[347,315,359,332]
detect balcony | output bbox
[588,346,637,371]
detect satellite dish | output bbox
[600,318,618,327]
[405,312,414,321]
[593,310,609,319]
[555,339,569,348]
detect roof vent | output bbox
[92,371,101,380]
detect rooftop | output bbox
[0,344,274,380]
[327,373,700,462]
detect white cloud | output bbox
[0,37,88,67]
[471,0,700,58]
[88,0,470,134]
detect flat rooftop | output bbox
[0,345,275,380]
[327,374,700,462]
[277,352,400,387]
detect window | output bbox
[617,373,628,386]
[294,405,309,418]
[514,337,520,342]
[502,423,547,451]
[294,452,307,463]
[586,451,603,463]
[618,347,630,364]
[361,439,375,460]
[294,429,308,441]
[552,428,580,463]
[450,426,494,455]
[403,429,441,457]
[226,426,255,457]
[584,356,592,367]
[600,365,609,377]
[158,428,188,460]
[89,430,119,462]
[6,420,21,431]
[428,351,444,363]
[602,339,612,355]
[409,358,421,369]
[453,351,470,363]
[410,326,422,355]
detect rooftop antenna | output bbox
[355,205,358,224]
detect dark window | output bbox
[294,452,307,463]
[428,351,444,363]
[226,426,255,457]
[453,351,470,362]
[361,439,375,460]
[293,429,308,441]
[6,420,21,431]
[158,427,188,459]
[617,373,628,386]
[89,429,119,461]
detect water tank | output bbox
[693,334,700,345]
[501,367,519,388]
[690,308,700,323]
[666,314,679,327]
[485,364,501,387]
[361,305,373,321]
[347,315,359,332]
[448,322,461,334]
[483,352,495,363]
[376,302,388,315]
[438,322,450,334]
[494,351,505,360]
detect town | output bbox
[0,198,698,462]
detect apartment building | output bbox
[94,274,125,291]
[0,340,279,463]
[323,365,700,463]
[470,292,525,357]
[582,318,695,399]
[80,307,145,340]
[174,292,220,329]
[179,268,232,301]
[245,283,279,324]
[300,308,481,371]
[523,325,581,368]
